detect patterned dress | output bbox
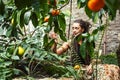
[69,35,91,66]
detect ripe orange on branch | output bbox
[51,9,60,16]
[87,0,105,12]
[44,16,49,22]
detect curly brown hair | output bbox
[74,19,91,33]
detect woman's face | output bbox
[72,22,84,36]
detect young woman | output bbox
[50,19,94,66]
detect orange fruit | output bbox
[74,65,80,70]
[44,16,49,22]
[87,0,105,12]
[51,9,56,16]
[55,10,60,15]
[51,9,60,16]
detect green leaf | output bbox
[92,12,99,23]
[58,29,67,41]
[92,29,98,35]
[76,35,82,42]
[39,52,47,60]
[48,15,53,31]
[15,0,32,9]
[11,11,17,27]
[80,41,86,59]
[43,34,48,47]
[13,69,21,75]
[11,55,20,60]
[0,0,5,15]
[32,0,41,13]
[99,25,105,31]
[77,0,86,8]
[66,66,80,79]
[3,61,12,67]
[86,41,95,58]
[81,33,89,38]
[81,0,86,3]
[18,27,24,36]
[47,39,55,48]
[6,27,12,37]
[77,0,81,8]
[105,0,117,20]
[53,17,59,33]
[85,5,93,18]
[17,9,26,27]
[58,13,66,32]
[31,12,38,27]
[24,10,31,25]
[88,35,94,42]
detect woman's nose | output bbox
[72,30,76,34]
[73,29,76,33]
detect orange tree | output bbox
[0,0,120,79]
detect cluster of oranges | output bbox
[87,0,105,12]
[51,9,60,16]
[44,0,60,22]
[44,9,60,22]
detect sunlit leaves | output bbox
[24,10,31,25]
[58,29,67,41]
[58,13,66,32]
[85,5,92,18]
[11,11,17,27]
[17,9,26,28]
[77,0,86,8]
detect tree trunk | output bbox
[116,42,120,67]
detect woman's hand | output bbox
[49,32,57,39]
[86,64,93,75]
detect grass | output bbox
[99,53,118,65]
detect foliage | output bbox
[0,27,82,79]
[0,0,120,79]
[100,53,118,65]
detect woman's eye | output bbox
[75,27,78,29]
